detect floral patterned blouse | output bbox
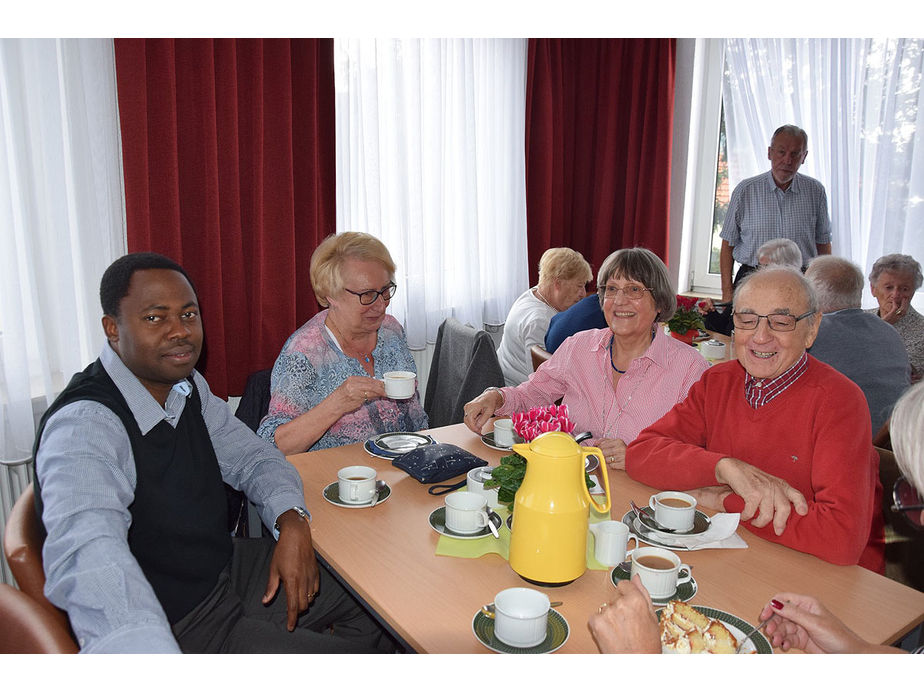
[257,310,429,451]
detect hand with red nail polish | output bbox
[758,593,904,654]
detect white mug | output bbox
[493,587,550,648]
[337,465,377,504]
[444,491,490,535]
[589,520,638,566]
[630,547,694,599]
[493,418,515,447]
[383,370,416,399]
[467,466,499,509]
[649,491,697,531]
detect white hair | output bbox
[891,381,924,496]
[757,238,802,269]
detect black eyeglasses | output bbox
[892,476,924,530]
[732,310,815,332]
[344,282,398,305]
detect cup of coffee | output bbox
[444,491,491,535]
[630,547,693,599]
[337,465,377,504]
[589,520,638,566]
[492,587,550,648]
[467,466,499,509]
[649,491,697,531]
[383,370,416,399]
[493,418,515,447]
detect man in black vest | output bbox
[33,253,388,653]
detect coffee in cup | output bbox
[337,465,377,504]
[649,491,697,531]
[492,587,550,648]
[629,547,693,599]
[383,371,416,399]
[444,491,491,535]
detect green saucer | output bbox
[472,608,569,654]
[610,564,697,605]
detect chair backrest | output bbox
[424,318,506,428]
[0,584,78,653]
[3,482,72,634]
[530,344,552,372]
[234,368,273,432]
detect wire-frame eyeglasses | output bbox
[892,476,924,530]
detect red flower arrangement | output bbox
[510,404,576,442]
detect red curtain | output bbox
[114,39,334,398]
[525,39,676,284]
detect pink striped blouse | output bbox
[496,328,710,444]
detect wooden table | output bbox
[288,424,924,653]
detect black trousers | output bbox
[172,536,392,653]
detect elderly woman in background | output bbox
[703,237,803,335]
[496,247,593,386]
[464,247,710,469]
[258,232,428,453]
[590,380,924,654]
[867,253,924,383]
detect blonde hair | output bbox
[537,248,592,285]
[310,232,397,307]
[892,381,924,497]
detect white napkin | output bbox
[644,513,748,551]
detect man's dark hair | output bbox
[100,252,196,317]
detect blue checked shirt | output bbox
[721,171,831,267]
[35,343,307,653]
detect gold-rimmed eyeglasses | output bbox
[597,285,653,301]
[344,282,398,305]
[732,311,815,332]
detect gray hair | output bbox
[596,247,676,322]
[892,381,924,497]
[734,265,819,316]
[771,124,808,150]
[805,256,864,312]
[868,253,923,290]
[757,238,802,269]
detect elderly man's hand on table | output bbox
[588,575,661,654]
[714,457,808,535]
[264,509,320,631]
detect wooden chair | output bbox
[0,584,78,653]
[530,344,552,372]
[3,483,72,634]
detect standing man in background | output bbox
[719,124,832,302]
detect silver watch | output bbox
[274,505,310,533]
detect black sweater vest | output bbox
[33,360,231,623]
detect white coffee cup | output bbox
[467,466,499,509]
[630,547,694,599]
[337,465,377,504]
[383,370,416,399]
[649,491,697,531]
[493,418,515,447]
[589,520,638,566]
[444,491,491,535]
[493,587,550,648]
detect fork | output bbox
[735,615,772,653]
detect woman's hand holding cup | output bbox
[462,388,504,434]
[337,375,386,413]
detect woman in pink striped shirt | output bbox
[463,248,710,469]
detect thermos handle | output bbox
[582,446,611,514]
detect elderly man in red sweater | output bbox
[626,267,885,572]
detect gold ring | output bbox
[598,602,609,613]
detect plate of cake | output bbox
[658,600,772,654]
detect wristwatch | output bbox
[274,506,310,534]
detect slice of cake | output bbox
[659,601,739,654]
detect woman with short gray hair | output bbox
[867,253,924,382]
[464,248,710,470]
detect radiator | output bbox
[0,460,33,586]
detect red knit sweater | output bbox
[626,356,885,573]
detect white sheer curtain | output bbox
[722,39,924,310]
[0,39,125,465]
[334,39,528,350]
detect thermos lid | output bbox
[518,430,579,458]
